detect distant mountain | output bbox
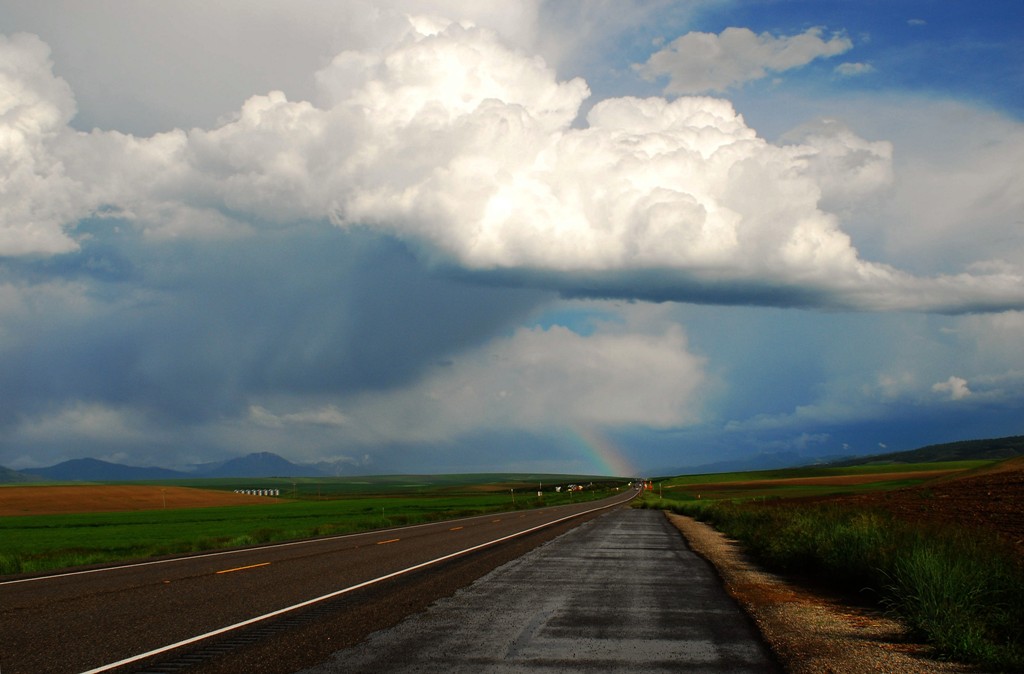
[0,465,35,484]
[197,452,327,478]
[27,452,330,482]
[30,457,188,482]
[827,435,1024,467]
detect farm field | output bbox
[654,460,992,500]
[651,458,1023,553]
[0,484,276,516]
[0,475,628,576]
[831,455,1024,555]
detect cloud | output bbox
[0,34,87,255]
[328,322,706,443]
[1,1,545,136]
[2,23,1022,313]
[931,376,971,400]
[635,26,853,94]
[532,0,695,84]
[14,401,145,442]
[849,100,1024,276]
[714,305,1024,444]
[780,117,892,212]
[248,404,348,428]
[834,62,875,77]
[959,311,1024,363]
[0,227,547,438]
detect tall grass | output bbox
[640,497,1024,670]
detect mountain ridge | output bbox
[8,452,331,482]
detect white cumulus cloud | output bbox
[932,376,971,400]
[636,26,853,94]
[834,62,875,77]
[1,22,1022,313]
[0,33,86,255]
[781,117,893,212]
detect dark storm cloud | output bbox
[0,224,547,431]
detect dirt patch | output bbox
[0,485,282,516]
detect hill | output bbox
[0,465,35,484]
[196,451,326,478]
[828,435,1024,467]
[25,452,330,482]
[30,458,189,482]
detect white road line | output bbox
[78,495,633,674]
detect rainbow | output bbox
[565,426,639,477]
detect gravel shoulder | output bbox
[665,512,981,674]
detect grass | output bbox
[639,495,1024,671]
[0,479,627,576]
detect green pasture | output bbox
[0,477,627,576]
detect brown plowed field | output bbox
[826,458,1024,556]
[0,485,281,516]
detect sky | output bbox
[1,0,1022,476]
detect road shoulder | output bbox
[664,512,979,674]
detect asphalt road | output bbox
[298,508,779,673]
[0,490,635,674]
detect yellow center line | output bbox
[491,519,501,523]
[216,562,271,575]
[376,538,401,545]
[449,526,464,531]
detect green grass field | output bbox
[0,476,627,576]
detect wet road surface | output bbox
[298,508,779,673]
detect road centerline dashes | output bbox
[216,562,271,575]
